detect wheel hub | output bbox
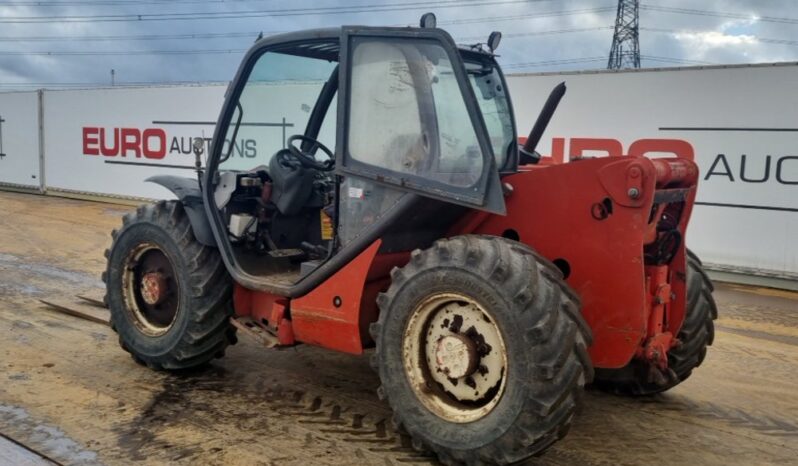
[404,293,508,423]
[435,334,478,379]
[121,243,180,337]
[140,272,168,306]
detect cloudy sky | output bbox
[0,0,796,89]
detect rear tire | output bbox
[371,235,593,465]
[104,201,235,370]
[594,250,717,395]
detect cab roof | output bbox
[251,27,495,63]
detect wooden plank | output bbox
[75,293,107,309]
[0,435,55,466]
[39,299,110,326]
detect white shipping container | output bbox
[0,91,41,189]
[42,85,227,200]
[507,63,797,280]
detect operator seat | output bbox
[268,149,316,216]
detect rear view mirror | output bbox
[192,137,205,157]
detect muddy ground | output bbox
[0,191,796,465]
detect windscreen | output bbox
[219,49,338,171]
[465,58,515,170]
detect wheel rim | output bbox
[121,242,180,337]
[403,293,508,423]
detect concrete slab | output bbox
[1,190,797,465]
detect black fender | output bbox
[146,175,217,247]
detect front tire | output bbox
[594,249,717,395]
[371,236,593,465]
[103,201,235,370]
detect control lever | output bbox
[300,241,328,257]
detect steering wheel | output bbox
[287,135,335,172]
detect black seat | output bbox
[268,149,316,216]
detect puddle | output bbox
[0,253,102,289]
[0,282,43,297]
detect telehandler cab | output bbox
[104,14,717,465]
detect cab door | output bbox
[336,27,505,214]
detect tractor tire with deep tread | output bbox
[594,249,717,395]
[104,200,235,371]
[370,235,593,465]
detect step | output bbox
[229,316,280,348]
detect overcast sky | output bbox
[0,0,796,89]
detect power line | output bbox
[640,4,798,26]
[640,54,713,65]
[0,27,612,55]
[460,26,612,41]
[642,27,798,47]
[0,80,229,87]
[503,54,713,71]
[0,9,616,42]
[0,31,273,42]
[21,25,782,63]
[0,25,616,55]
[0,49,248,55]
[502,57,608,69]
[437,7,615,25]
[2,0,283,4]
[0,0,556,23]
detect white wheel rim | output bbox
[403,293,508,423]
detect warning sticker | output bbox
[348,186,365,199]
[320,210,333,240]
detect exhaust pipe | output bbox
[519,82,566,164]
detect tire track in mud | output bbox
[715,289,798,329]
[715,324,798,347]
[111,366,437,465]
[713,343,793,366]
[619,393,798,439]
[720,309,798,329]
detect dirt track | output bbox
[0,191,796,465]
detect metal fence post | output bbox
[38,89,46,194]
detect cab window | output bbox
[465,59,515,169]
[220,50,338,171]
[347,38,484,188]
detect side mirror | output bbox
[192,137,205,175]
[192,137,205,157]
[488,31,502,52]
[419,12,436,29]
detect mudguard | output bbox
[146,175,216,247]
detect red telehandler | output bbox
[104,14,716,465]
